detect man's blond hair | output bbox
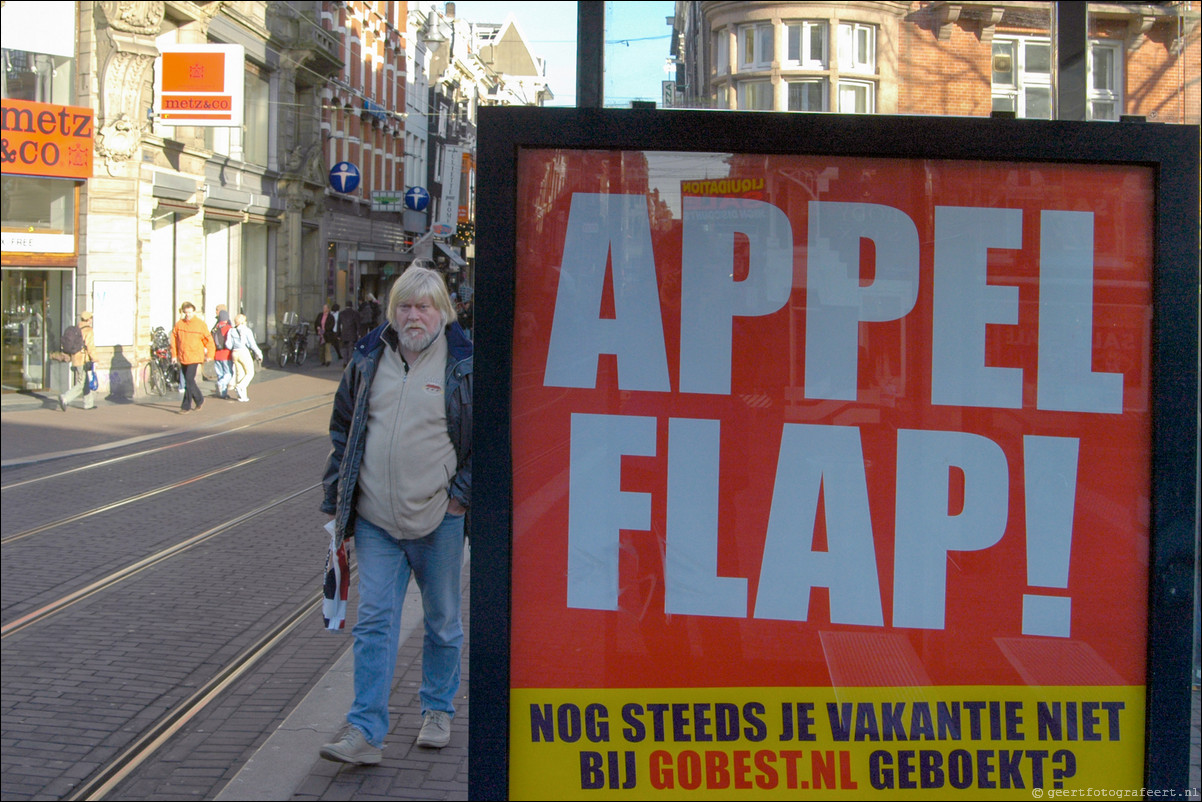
[386,264,455,329]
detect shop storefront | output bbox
[1,261,73,394]
[2,172,88,395]
[2,0,89,394]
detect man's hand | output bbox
[448,498,467,516]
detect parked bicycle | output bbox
[276,315,310,368]
[145,326,180,395]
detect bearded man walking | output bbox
[319,263,472,764]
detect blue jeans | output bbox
[214,359,233,396]
[348,512,465,747]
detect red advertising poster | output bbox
[507,148,1154,798]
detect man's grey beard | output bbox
[400,325,439,352]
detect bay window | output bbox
[785,21,826,69]
[788,80,827,111]
[738,81,774,111]
[739,23,774,70]
[837,80,874,114]
[837,22,875,74]
[712,27,729,76]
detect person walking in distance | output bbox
[58,310,96,411]
[359,292,381,338]
[337,301,360,366]
[171,301,213,413]
[211,305,234,399]
[315,303,337,366]
[319,264,472,764]
[331,304,344,362]
[227,313,263,402]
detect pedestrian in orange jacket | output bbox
[171,301,213,413]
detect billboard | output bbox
[472,109,1198,800]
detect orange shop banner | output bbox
[154,44,244,126]
[507,150,1155,799]
[0,98,93,179]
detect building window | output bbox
[738,23,774,70]
[837,22,875,74]
[1088,41,1122,121]
[785,21,827,69]
[991,37,1052,119]
[244,72,270,166]
[738,80,774,110]
[992,36,1121,120]
[787,79,827,111]
[837,79,874,113]
[712,27,729,75]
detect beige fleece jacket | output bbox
[355,332,457,539]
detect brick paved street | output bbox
[2,365,470,801]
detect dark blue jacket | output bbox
[321,321,472,546]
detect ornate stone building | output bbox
[1,1,341,396]
[1,0,552,396]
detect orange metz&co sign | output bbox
[154,44,245,127]
[0,98,94,179]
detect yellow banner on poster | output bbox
[510,686,1144,800]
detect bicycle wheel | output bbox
[147,362,167,396]
[277,341,289,368]
[295,339,308,366]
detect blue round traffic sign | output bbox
[404,186,430,212]
[329,162,361,193]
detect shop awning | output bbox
[436,242,466,267]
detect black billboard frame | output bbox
[471,106,1199,799]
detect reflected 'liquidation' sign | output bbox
[506,149,1155,799]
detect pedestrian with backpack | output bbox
[211,305,234,399]
[171,301,213,414]
[58,310,96,411]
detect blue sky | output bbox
[448,1,675,107]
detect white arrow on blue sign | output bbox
[405,186,430,212]
[329,162,361,193]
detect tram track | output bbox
[61,573,352,802]
[0,483,321,639]
[0,396,332,490]
[0,435,326,546]
[1,379,349,801]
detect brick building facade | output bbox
[671,1,1199,124]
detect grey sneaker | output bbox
[416,710,451,748]
[320,725,382,765]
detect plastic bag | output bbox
[87,368,99,392]
[321,520,348,631]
